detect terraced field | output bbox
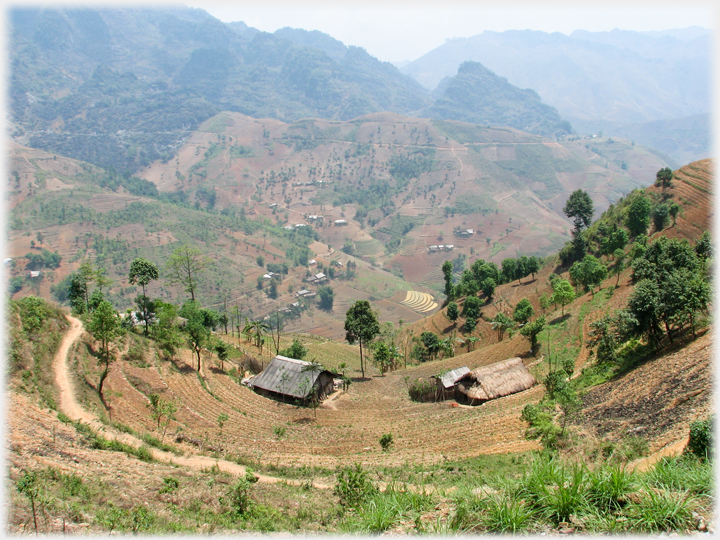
[98,331,542,469]
[399,290,438,313]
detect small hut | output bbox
[455,357,536,405]
[249,355,337,402]
[434,366,470,400]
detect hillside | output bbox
[7,113,671,338]
[6,160,713,534]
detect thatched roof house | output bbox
[249,356,336,401]
[455,357,536,405]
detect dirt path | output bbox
[53,315,332,489]
[630,437,688,473]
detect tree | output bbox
[501,258,517,283]
[280,338,308,360]
[420,331,441,359]
[215,341,229,371]
[147,394,178,441]
[463,296,483,320]
[181,302,210,371]
[520,316,545,354]
[344,300,380,378]
[16,470,40,534]
[481,278,496,301]
[668,202,681,227]
[695,231,712,261]
[373,342,393,375]
[586,315,619,365]
[551,279,575,316]
[491,312,514,341]
[445,302,459,326]
[526,256,541,281]
[513,298,534,326]
[570,255,608,294]
[655,167,673,189]
[627,279,662,347]
[166,245,210,301]
[68,273,88,314]
[87,300,121,406]
[442,260,454,299]
[251,319,269,353]
[611,248,627,286]
[318,285,334,310]
[564,189,594,261]
[129,258,159,336]
[653,203,670,231]
[626,194,651,237]
[563,189,594,231]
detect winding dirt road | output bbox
[52,314,331,488]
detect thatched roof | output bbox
[455,357,536,403]
[249,356,330,399]
[436,366,470,389]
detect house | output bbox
[434,366,470,400]
[295,289,311,297]
[295,223,307,228]
[263,272,276,279]
[308,259,317,266]
[248,356,337,402]
[428,245,439,252]
[334,219,348,226]
[28,270,41,278]
[307,272,327,284]
[283,225,293,230]
[455,229,474,238]
[333,261,343,268]
[443,244,455,251]
[454,358,537,405]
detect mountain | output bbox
[419,61,572,138]
[400,28,711,163]
[9,6,431,173]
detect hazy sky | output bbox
[184,1,715,63]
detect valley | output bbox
[5,6,714,535]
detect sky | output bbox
[184,1,716,63]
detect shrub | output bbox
[686,417,713,459]
[224,478,252,515]
[273,426,286,439]
[407,378,435,402]
[379,433,393,452]
[335,463,377,508]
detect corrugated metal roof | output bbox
[249,356,324,399]
[437,366,470,389]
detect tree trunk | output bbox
[141,283,148,336]
[98,363,109,409]
[359,338,364,378]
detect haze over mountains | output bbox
[400,27,712,166]
[10,5,708,175]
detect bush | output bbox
[224,478,252,515]
[335,463,377,508]
[379,433,393,452]
[407,378,435,402]
[686,417,713,459]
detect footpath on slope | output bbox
[53,315,331,489]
